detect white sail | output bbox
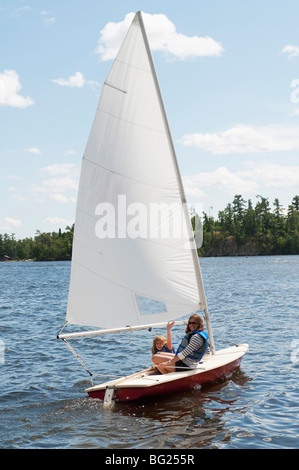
[65,12,207,330]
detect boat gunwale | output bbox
[85,344,248,393]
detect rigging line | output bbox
[62,339,94,381]
[57,321,67,337]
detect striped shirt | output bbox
[176,333,205,369]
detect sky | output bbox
[1,0,299,239]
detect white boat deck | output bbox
[85,344,248,393]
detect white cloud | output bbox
[4,217,21,227]
[182,177,205,199]
[44,16,55,24]
[6,175,23,181]
[282,44,299,59]
[96,12,223,61]
[44,217,71,226]
[50,193,69,204]
[30,163,79,201]
[0,70,34,108]
[183,167,258,201]
[0,217,22,231]
[40,11,56,24]
[35,176,78,194]
[238,161,299,189]
[183,161,299,208]
[41,163,76,175]
[180,124,299,154]
[52,72,85,88]
[25,147,41,154]
[52,72,100,90]
[12,194,26,201]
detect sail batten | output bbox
[104,81,127,94]
[66,11,210,335]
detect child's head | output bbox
[151,335,167,354]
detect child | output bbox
[151,335,174,355]
[151,321,175,366]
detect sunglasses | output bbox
[188,321,197,325]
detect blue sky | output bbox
[1,0,299,239]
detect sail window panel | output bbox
[135,294,167,315]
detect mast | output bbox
[137,11,215,353]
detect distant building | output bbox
[0,255,12,262]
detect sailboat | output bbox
[57,11,248,403]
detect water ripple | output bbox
[0,258,298,449]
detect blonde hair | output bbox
[151,335,167,354]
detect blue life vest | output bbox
[154,345,174,354]
[176,330,209,362]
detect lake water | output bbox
[0,256,298,450]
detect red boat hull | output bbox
[87,355,243,402]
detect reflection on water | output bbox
[110,368,251,449]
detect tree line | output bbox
[1,195,299,261]
[0,225,74,261]
[196,195,299,256]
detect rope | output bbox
[57,321,67,338]
[62,339,94,383]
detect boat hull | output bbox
[85,344,248,402]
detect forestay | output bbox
[65,12,208,332]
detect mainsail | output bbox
[65,12,211,340]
